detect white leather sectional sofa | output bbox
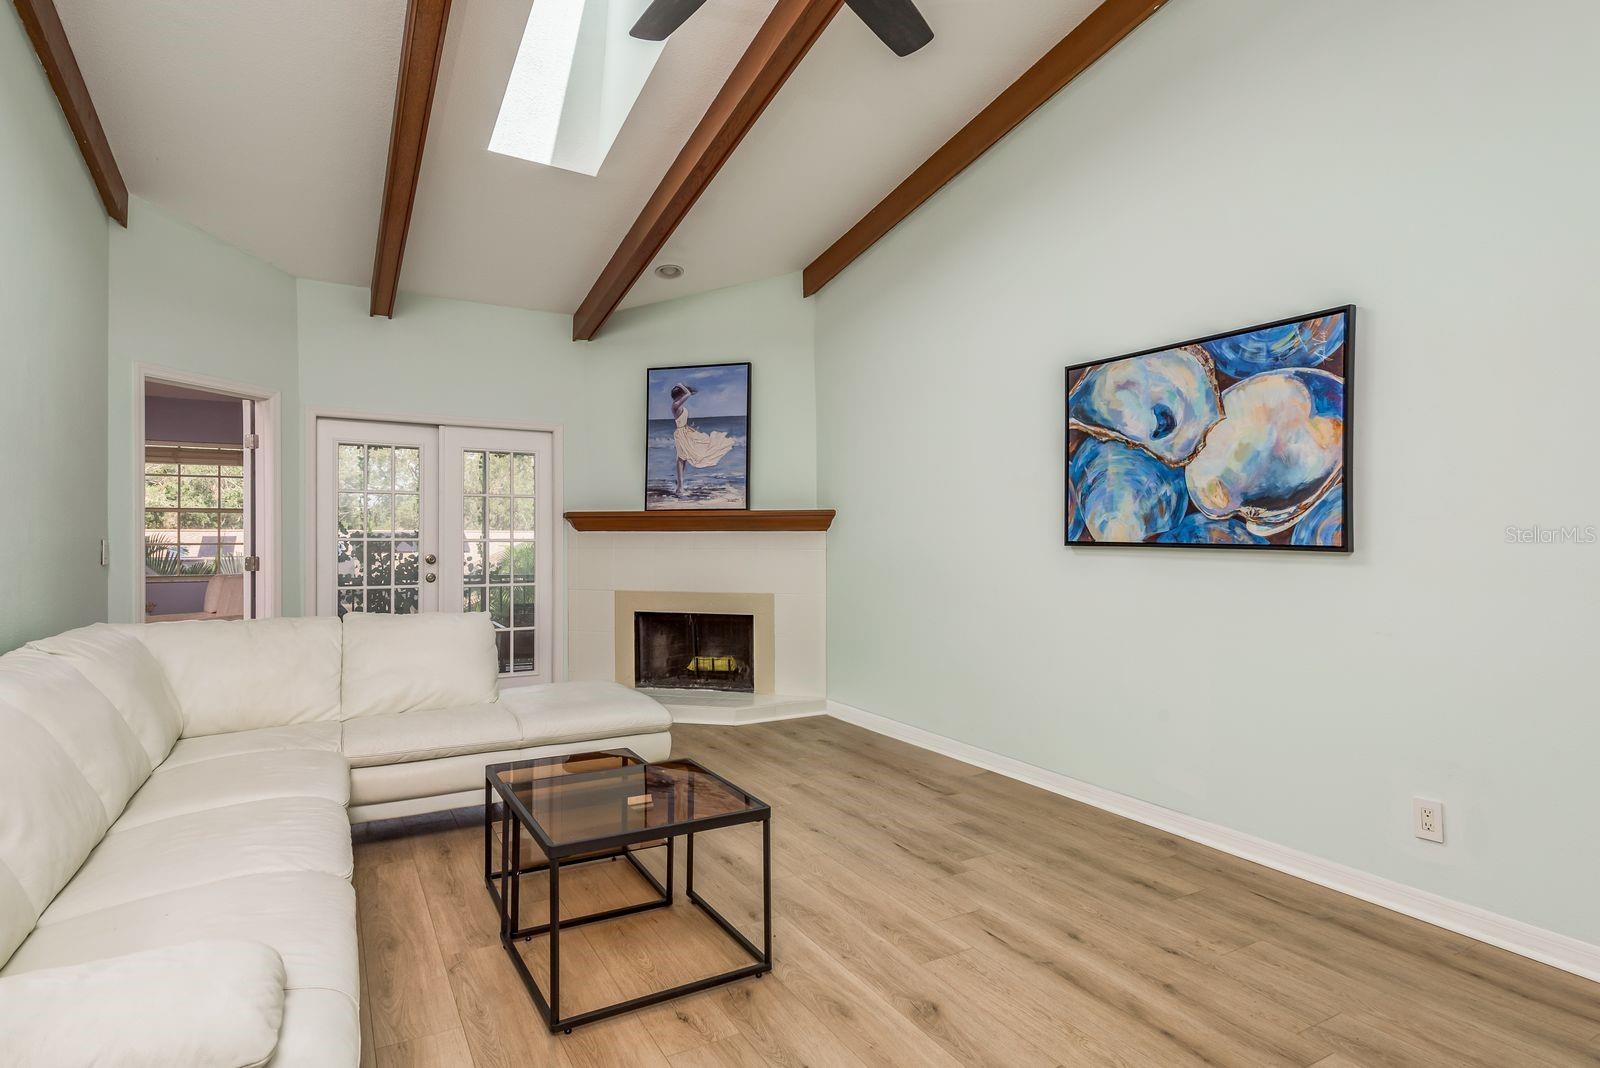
[0,613,671,1066]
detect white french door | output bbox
[314,418,556,681]
[316,420,440,617]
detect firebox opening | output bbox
[634,611,755,692]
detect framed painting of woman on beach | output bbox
[645,362,751,510]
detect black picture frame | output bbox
[1064,305,1354,553]
[644,361,752,512]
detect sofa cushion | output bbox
[0,650,151,822]
[340,611,500,720]
[40,798,353,926]
[137,617,344,736]
[340,704,522,768]
[270,988,360,1068]
[28,623,183,766]
[1,872,358,1004]
[116,750,349,831]
[501,681,672,747]
[0,705,109,942]
[160,722,343,770]
[0,939,286,1068]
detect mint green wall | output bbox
[814,0,1600,942]
[106,230,814,623]
[0,12,110,653]
[295,272,815,511]
[107,199,301,620]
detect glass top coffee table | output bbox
[483,749,771,1033]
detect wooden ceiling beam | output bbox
[572,0,845,341]
[370,0,452,318]
[12,0,128,225]
[802,0,1170,297]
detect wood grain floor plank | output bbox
[350,718,1600,1068]
[373,1027,474,1068]
[445,943,570,1067]
[356,858,462,1049]
[411,823,503,968]
[667,1032,772,1068]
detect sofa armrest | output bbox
[0,939,286,1067]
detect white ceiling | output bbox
[57,0,1098,317]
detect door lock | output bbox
[424,553,437,565]
[425,573,437,583]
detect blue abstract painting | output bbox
[1066,309,1352,551]
[646,362,750,510]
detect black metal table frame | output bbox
[483,754,772,1033]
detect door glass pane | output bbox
[486,541,512,582]
[393,547,419,586]
[338,446,364,489]
[486,452,511,495]
[513,453,536,495]
[339,493,365,534]
[510,629,536,674]
[487,586,510,628]
[367,446,392,489]
[394,494,420,537]
[366,493,393,533]
[486,497,512,534]
[512,583,536,626]
[394,448,421,492]
[459,447,540,675]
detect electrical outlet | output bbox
[1413,798,1445,843]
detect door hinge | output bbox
[243,433,260,449]
[243,556,261,572]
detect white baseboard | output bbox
[825,699,1600,984]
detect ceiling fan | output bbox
[631,0,934,58]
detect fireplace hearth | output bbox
[634,611,755,692]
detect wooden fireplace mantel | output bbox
[563,509,835,533]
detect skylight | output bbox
[489,0,666,177]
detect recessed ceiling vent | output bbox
[490,0,666,177]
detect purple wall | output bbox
[145,396,242,445]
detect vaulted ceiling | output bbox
[55,0,1102,315]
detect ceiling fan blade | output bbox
[844,0,934,57]
[630,0,710,41]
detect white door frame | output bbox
[132,364,282,621]
[304,408,567,684]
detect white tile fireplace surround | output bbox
[566,530,826,723]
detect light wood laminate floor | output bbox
[352,717,1600,1067]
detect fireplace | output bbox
[634,611,755,692]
